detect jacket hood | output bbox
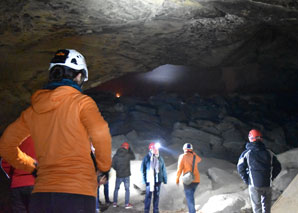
[31,86,80,114]
[246,141,266,151]
[115,147,128,157]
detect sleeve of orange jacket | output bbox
[80,96,112,173]
[0,109,36,173]
[176,154,184,184]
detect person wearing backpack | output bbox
[176,143,202,213]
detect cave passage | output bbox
[88,64,220,97]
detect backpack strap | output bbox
[191,154,196,173]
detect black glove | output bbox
[32,168,38,178]
[32,162,38,177]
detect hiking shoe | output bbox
[106,201,113,206]
[125,203,133,209]
[113,202,118,208]
[100,205,109,212]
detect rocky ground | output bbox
[95,148,298,213]
[88,91,298,212]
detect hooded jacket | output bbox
[176,151,201,184]
[0,86,112,197]
[112,147,135,178]
[237,141,281,187]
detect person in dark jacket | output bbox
[1,136,36,213]
[237,129,281,213]
[141,142,167,213]
[112,142,135,209]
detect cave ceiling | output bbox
[0,0,298,132]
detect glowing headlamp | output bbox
[155,143,161,149]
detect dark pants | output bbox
[29,192,96,213]
[11,186,33,213]
[144,182,161,213]
[96,182,111,209]
[103,182,111,203]
[249,186,272,213]
[183,182,199,213]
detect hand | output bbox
[98,175,107,186]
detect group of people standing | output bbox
[107,140,200,213]
[0,49,281,213]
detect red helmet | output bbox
[248,129,262,142]
[121,142,130,150]
[148,142,155,150]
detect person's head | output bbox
[183,143,193,153]
[48,49,88,86]
[248,129,262,142]
[148,142,159,155]
[121,142,130,150]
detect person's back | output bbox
[237,129,281,213]
[245,142,273,187]
[112,142,135,209]
[112,143,135,178]
[0,49,112,213]
[176,143,201,213]
[29,85,110,195]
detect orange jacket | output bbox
[176,151,201,184]
[0,86,112,197]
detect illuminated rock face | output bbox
[90,91,298,156]
[0,0,298,132]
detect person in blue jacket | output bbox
[141,142,167,213]
[237,129,281,213]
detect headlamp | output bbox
[155,143,161,149]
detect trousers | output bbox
[249,185,272,213]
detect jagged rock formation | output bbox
[0,0,298,133]
[89,91,298,160]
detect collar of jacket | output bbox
[43,79,82,92]
[246,141,266,150]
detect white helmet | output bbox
[183,143,193,150]
[49,49,88,81]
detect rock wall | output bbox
[0,0,298,134]
[88,91,298,163]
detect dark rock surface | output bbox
[87,90,298,164]
[1,0,298,133]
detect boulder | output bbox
[201,193,246,213]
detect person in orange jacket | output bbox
[176,143,202,213]
[1,136,36,213]
[0,49,112,213]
